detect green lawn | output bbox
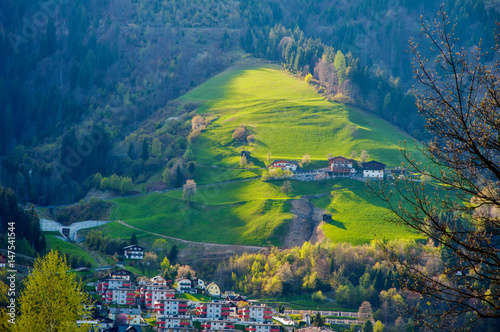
[181,64,420,168]
[44,234,98,267]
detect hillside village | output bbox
[85,266,371,332]
[264,155,406,181]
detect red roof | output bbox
[328,156,354,164]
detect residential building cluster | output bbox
[267,155,406,180]
[93,269,281,332]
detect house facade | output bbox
[201,320,236,330]
[110,269,133,280]
[154,298,189,315]
[238,305,273,323]
[156,315,191,329]
[109,306,142,325]
[123,245,145,259]
[205,282,221,297]
[175,278,192,293]
[196,302,230,319]
[269,160,299,172]
[328,156,356,176]
[245,323,280,332]
[362,161,386,178]
[140,285,175,308]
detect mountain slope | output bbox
[182,64,420,168]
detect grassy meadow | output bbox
[108,178,419,246]
[102,65,425,247]
[181,64,418,168]
[45,234,98,267]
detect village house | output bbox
[109,306,142,325]
[139,285,175,308]
[196,302,231,319]
[269,160,299,172]
[156,315,192,330]
[205,282,221,297]
[238,305,273,323]
[109,269,133,281]
[175,278,192,293]
[150,275,168,286]
[328,156,356,176]
[362,161,386,178]
[96,278,133,297]
[245,323,280,332]
[102,287,137,305]
[200,320,236,330]
[193,277,206,290]
[123,245,145,260]
[154,298,189,316]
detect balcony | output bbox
[179,304,188,307]
[180,322,190,326]
[271,329,280,332]
[201,324,211,328]
[264,316,272,319]
[178,309,188,313]
[264,311,273,314]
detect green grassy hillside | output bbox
[103,65,426,247]
[45,234,98,267]
[109,178,420,246]
[181,65,418,168]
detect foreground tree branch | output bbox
[371,7,500,331]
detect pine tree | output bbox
[141,139,149,161]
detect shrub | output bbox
[232,126,246,140]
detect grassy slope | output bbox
[110,178,419,246]
[181,64,417,168]
[108,65,423,246]
[45,234,98,267]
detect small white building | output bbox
[193,277,205,290]
[123,245,145,260]
[362,161,386,178]
[175,278,192,293]
[269,160,299,172]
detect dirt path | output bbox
[283,196,326,248]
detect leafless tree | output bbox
[373,8,500,331]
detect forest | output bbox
[0,0,498,205]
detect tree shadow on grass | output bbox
[328,219,347,230]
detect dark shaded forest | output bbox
[0,0,497,205]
